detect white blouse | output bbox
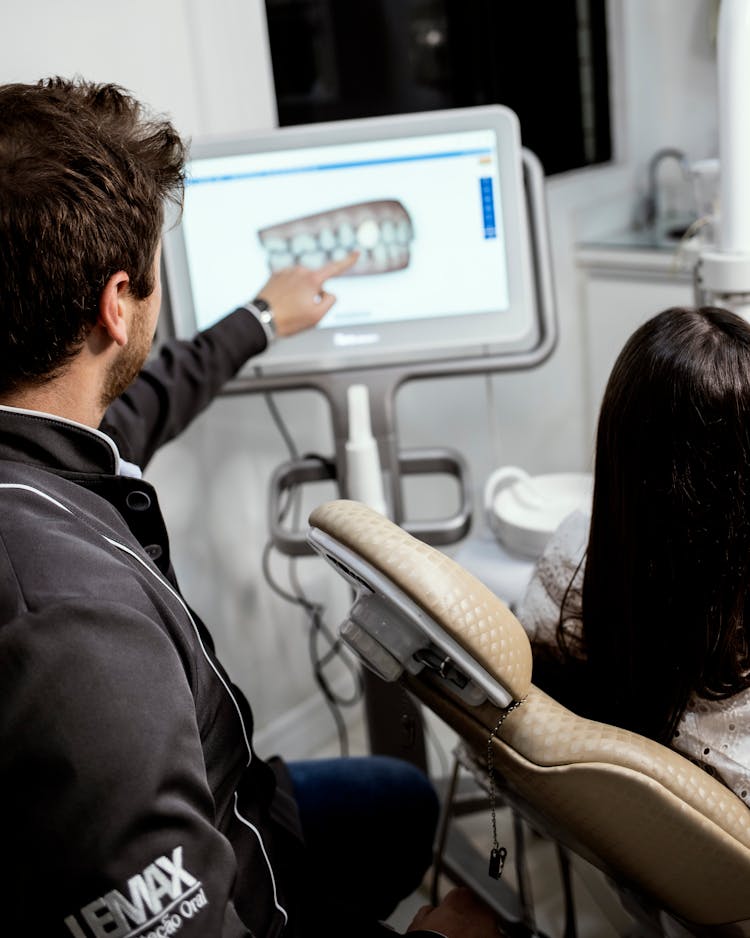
[516,510,750,805]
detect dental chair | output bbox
[307,499,750,938]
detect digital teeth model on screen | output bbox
[257,200,414,275]
[163,106,539,373]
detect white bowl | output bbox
[484,466,593,559]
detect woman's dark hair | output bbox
[0,77,186,393]
[560,307,750,742]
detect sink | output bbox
[580,216,699,252]
[664,223,694,240]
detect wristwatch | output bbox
[246,295,276,344]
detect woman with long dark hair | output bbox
[518,306,750,801]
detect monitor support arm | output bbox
[263,368,473,555]
[222,148,555,554]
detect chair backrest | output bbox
[308,499,750,935]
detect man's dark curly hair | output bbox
[0,77,186,393]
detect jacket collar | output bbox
[0,404,135,477]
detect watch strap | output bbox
[245,296,276,345]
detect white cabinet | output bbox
[577,246,694,439]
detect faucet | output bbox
[643,147,691,228]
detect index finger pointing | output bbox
[315,250,360,283]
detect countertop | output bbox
[577,216,700,275]
[579,216,696,251]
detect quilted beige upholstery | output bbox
[309,499,750,929]
[411,677,750,926]
[309,499,533,700]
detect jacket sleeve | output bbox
[0,598,254,937]
[100,308,267,470]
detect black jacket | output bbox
[0,310,310,937]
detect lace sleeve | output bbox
[674,690,750,805]
[516,510,588,653]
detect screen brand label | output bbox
[333,331,381,346]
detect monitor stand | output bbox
[218,149,556,770]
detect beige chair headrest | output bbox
[309,499,533,701]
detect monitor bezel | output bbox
[162,105,539,376]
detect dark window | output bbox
[264,0,612,175]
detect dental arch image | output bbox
[257,200,414,275]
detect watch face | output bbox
[252,299,276,338]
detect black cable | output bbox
[261,540,362,704]
[287,484,361,699]
[261,391,363,757]
[260,537,363,756]
[263,391,299,460]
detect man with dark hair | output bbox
[0,78,496,937]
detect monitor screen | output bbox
[163,106,538,374]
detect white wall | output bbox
[0,0,723,756]
[619,0,719,172]
[0,0,276,137]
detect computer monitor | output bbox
[163,105,539,375]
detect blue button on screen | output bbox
[480,177,497,239]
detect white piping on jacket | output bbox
[98,534,253,764]
[0,482,289,925]
[233,792,289,926]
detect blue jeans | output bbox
[288,755,439,932]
